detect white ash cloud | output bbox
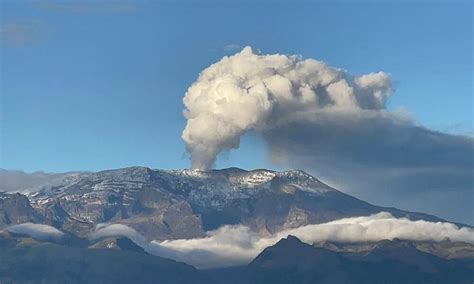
[4,223,64,240]
[93,213,474,269]
[182,47,474,224]
[182,46,392,170]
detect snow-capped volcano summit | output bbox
[1,167,445,240]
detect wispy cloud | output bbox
[222,43,241,51]
[89,223,147,245]
[0,22,42,46]
[4,223,64,240]
[35,0,140,14]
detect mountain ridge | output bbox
[0,166,468,241]
[233,235,474,284]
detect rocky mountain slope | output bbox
[0,231,211,284]
[312,238,474,260]
[0,192,45,228]
[231,236,474,284]
[1,166,449,240]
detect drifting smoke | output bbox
[4,223,64,240]
[92,213,474,268]
[182,46,392,170]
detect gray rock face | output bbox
[235,236,474,284]
[313,239,474,260]
[0,192,45,227]
[1,167,448,240]
[25,168,205,239]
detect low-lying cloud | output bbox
[89,223,148,245]
[4,223,64,240]
[4,214,473,268]
[0,22,42,46]
[92,213,474,268]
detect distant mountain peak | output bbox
[277,235,305,247]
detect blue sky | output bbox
[1,0,472,173]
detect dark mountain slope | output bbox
[0,192,45,227]
[237,236,474,284]
[0,233,212,284]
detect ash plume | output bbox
[182,47,473,224]
[182,46,392,170]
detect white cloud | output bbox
[93,212,474,268]
[89,223,148,246]
[222,44,241,51]
[4,223,64,240]
[5,215,473,268]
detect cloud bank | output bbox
[182,47,474,223]
[4,223,64,240]
[5,214,473,268]
[93,213,474,268]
